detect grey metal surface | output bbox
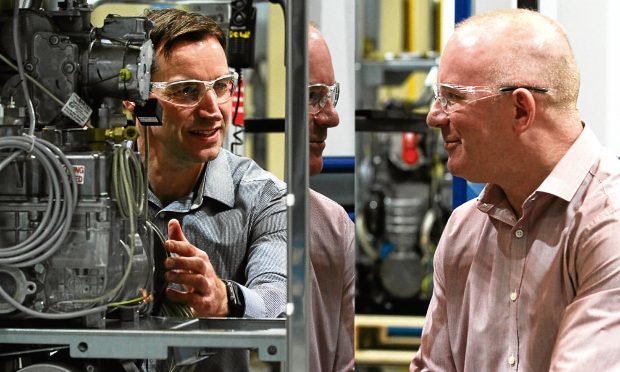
[285,0,310,371]
[0,318,286,362]
[357,58,437,108]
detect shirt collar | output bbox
[477,124,600,219]
[537,124,600,202]
[194,149,235,209]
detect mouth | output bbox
[443,138,461,151]
[189,128,220,136]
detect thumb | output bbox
[167,219,188,242]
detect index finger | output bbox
[165,239,198,257]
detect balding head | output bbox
[308,25,331,69]
[448,9,580,110]
[307,24,339,176]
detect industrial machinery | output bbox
[0,1,296,371]
[0,0,157,325]
[356,108,451,315]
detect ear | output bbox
[511,89,536,134]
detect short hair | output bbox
[456,9,580,109]
[144,8,226,73]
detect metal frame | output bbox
[0,318,286,362]
[285,0,310,371]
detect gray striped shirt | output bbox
[147,149,287,319]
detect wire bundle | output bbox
[0,136,77,267]
[0,136,105,319]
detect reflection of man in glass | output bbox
[307,25,355,371]
[124,8,286,371]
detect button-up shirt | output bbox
[309,189,355,372]
[148,149,287,319]
[411,126,620,371]
[147,149,287,372]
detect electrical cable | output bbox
[0,285,107,320]
[53,144,145,309]
[230,69,244,155]
[0,4,145,319]
[0,136,77,267]
[113,144,145,219]
[142,116,150,222]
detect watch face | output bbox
[226,280,245,317]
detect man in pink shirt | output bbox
[411,9,620,371]
[307,25,355,372]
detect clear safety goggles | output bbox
[150,72,238,107]
[308,81,340,115]
[432,82,549,114]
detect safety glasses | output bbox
[150,72,239,107]
[433,83,550,114]
[308,82,340,115]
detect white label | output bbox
[63,164,85,185]
[61,93,92,127]
[72,165,85,185]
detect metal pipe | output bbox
[285,0,310,370]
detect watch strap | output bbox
[223,280,245,317]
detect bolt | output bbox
[33,264,46,274]
[267,345,277,355]
[85,364,95,372]
[49,35,60,45]
[24,63,34,72]
[78,342,88,352]
[63,62,75,74]
[33,301,45,312]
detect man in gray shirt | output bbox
[124,8,286,371]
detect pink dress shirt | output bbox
[310,189,355,372]
[411,126,620,371]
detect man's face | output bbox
[308,32,340,176]
[147,36,231,167]
[427,33,512,183]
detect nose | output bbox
[312,100,339,128]
[197,89,224,120]
[426,99,449,129]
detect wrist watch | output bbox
[223,280,245,317]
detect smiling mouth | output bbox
[189,128,219,136]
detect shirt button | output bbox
[514,229,524,238]
[508,355,516,366]
[510,291,518,301]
